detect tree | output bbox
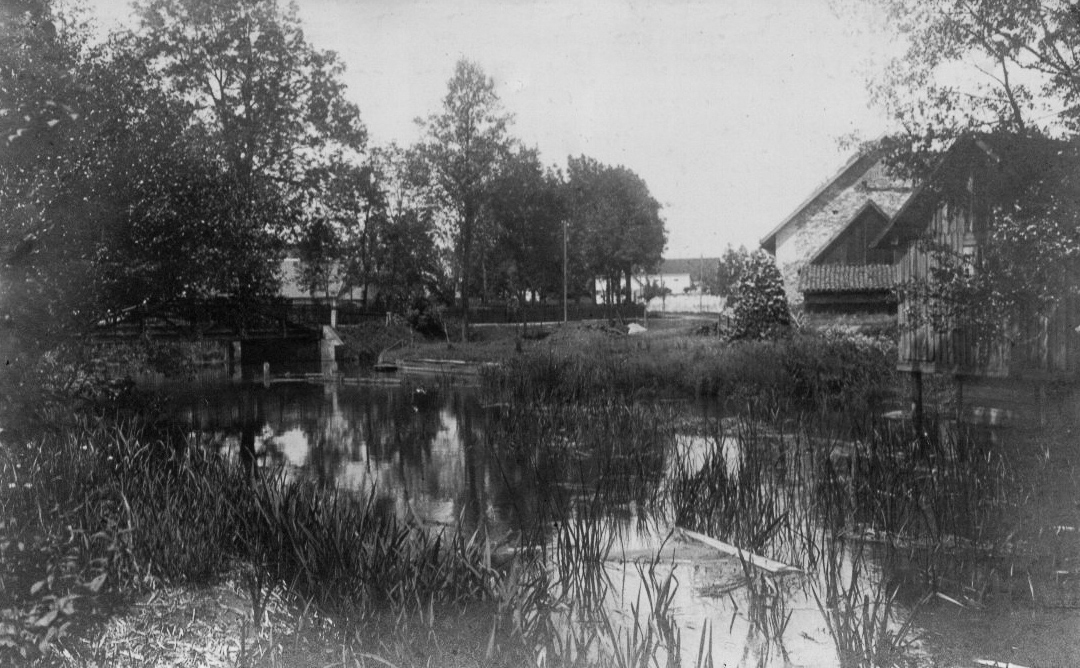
[566,157,667,305]
[135,0,367,189]
[864,2,1080,351]
[487,147,566,316]
[864,0,1080,172]
[364,145,449,312]
[415,59,514,341]
[896,134,1080,357]
[729,251,791,340]
[712,244,751,298]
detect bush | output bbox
[405,294,446,339]
[728,251,791,340]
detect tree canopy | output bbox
[415,59,514,340]
[867,0,1080,171]
[867,1,1080,346]
[566,156,666,304]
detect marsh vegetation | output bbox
[2,328,1077,666]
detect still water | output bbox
[158,377,1077,667]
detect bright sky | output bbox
[87,0,901,259]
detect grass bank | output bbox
[481,323,898,416]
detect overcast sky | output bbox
[88,0,901,259]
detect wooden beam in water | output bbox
[677,527,801,575]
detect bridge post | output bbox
[229,341,242,380]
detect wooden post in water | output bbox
[912,368,925,437]
[562,219,568,325]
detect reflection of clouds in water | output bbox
[274,427,310,468]
[431,409,458,453]
[672,433,741,478]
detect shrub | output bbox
[728,251,791,340]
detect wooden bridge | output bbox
[90,298,340,377]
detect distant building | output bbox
[594,257,719,304]
[278,257,372,306]
[760,148,912,318]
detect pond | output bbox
[159,377,1080,667]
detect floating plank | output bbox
[975,660,1032,668]
[677,527,801,574]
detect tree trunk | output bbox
[460,208,473,342]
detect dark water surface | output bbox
[159,378,1080,667]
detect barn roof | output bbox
[798,263,895,293]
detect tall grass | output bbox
[483,329,897,416]
[5,355,1062,667]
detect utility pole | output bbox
[563,219,568,324]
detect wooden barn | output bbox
[873,133,1080,386]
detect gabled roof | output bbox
[806,200,891,265]
[760,148,908,253]
[871,132,1072,249]
[799,264,895,293]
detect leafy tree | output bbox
[864,2,1080,354]
[366,145,449,312]
[729,251,792,340]
[294,159,384,301]
[640,279,672,302]
[566,157,667,305]
[2,5,283,344]
[711,244,751,297]
[896,134,1080,358]
[415,59,514,341]
[134,0,367,195]
[864,0,1080,171]
[487,147,566,313]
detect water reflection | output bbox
[158,380,1056,668]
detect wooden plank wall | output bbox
[899,198,1080,377]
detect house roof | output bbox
[760,148,911,254]
[871,132,1074,249]
[798,263,895,293]
[806,200,891,265]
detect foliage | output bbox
[728,251,792,340]
[566,156,667,304]
[134,0,367,190]
[415,59,514,340]
[865,0,1080,162]
[710,244,751,297]
[365,145,452,312]
[404,294,446,339]
[485,326,897,415]
[889,134,1080,364]
[863,1,1080,364]
[0,2,332,363]
[639,279,672,302]
[487,147,567,308]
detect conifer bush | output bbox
[728,251,792,340]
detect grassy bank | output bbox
[481,324,898,416]
[6,315,1076,667]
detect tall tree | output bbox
[365,145,449,312]
[487,147,566,313]
[865,1,1080,347]
[711,244,751,297]
[134,0,367,231]
[864,0,1080,170]
[566,157,667,304]
[415,59,513,340]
